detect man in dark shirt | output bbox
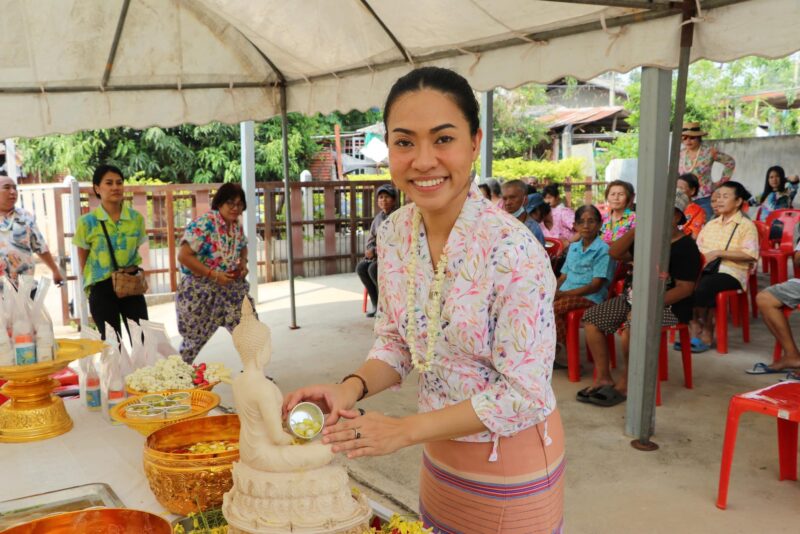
[356,184,397,318]
[575,191,702,406]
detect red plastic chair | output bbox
[659,324,694,388]
[566,307,616,382]
[755,220,771,275]
[762,209,800,284]
[716,382,800,510]
[715,288,750,354]
[544,237,564,259]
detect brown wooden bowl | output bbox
[1,508,171,533]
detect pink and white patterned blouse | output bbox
[368,184,557,444]
[679,144,736,198]
[543,203,575,242]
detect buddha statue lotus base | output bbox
[222,461,372,534]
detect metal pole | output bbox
[280,84,298,329]
[67,176,89,329]
[668,0,697,182]
[479,90,494,181]
[625,67,673,447]
[240,121,259,304]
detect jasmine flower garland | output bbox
[406,210,448,373]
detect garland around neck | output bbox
[406,209,448,373]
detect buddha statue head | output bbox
[233,298,272,370]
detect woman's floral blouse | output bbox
[368,185,557,444]
[679,144,735,198]
[601,208,636,244]
[180,210,245,276]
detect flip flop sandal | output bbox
[588,385,627,407]
[781,371,800,382]
[691,340,713,353]
[745,362,785,375]
[576,386,601,403]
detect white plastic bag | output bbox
[78,327,103,411]
[100,323,127,424]
[31,278,54,363]
[126,318,147,371]
[140,320,178,365]
[12,276,35,365]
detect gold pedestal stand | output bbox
[0,339,105,443]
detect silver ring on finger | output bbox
[355,429,361,440]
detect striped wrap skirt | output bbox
[420,409,565,534]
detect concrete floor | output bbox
[143,273,799,534]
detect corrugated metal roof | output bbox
[537,106,628,128]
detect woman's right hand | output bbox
[213,271,236,286]
[283,383,360,426]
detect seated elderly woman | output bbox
[552,205,614,359]
[690,181,759,353]
[600,180,636,244]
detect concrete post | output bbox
[4,139,18,182]
[625,67,674,442]
[479,91,493,181]
[240,121,259,304]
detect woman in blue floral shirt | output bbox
[176,183,252,363]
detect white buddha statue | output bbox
[222,299,371,533]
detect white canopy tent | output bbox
[0,0,798,138]
[2,0,800,444]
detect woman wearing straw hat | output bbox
[679,121,735,218]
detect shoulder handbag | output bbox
[702,223,738,275]
[100,221,149,298]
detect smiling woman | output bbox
[284,67,564,534]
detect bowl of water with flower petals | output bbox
[288,402,324,440]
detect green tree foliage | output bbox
[492,86,549,159]
[18,109,381,183]
[599,56,800,177]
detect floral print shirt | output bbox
[679,144,735,198]
[180,211,246,276]
[368,184,557,444]
[601,208,636,244]
[544,203,575,242]
[0,208,47,283]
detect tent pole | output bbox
[280,84,299,329]
[624,67,673,447]
[479,90,494,181]
[626,0,696,449]
[240,121,259,304]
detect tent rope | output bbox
[683,0,709,25]
[38,86,52,127]
[600,13,628,56]
[456,47,483,75]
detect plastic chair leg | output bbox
[750,280,758,319]
[679,327,693,389]
[742,295,750,344]
[566,314,582,383]
[659,331,668,381]
[716,294,729,355]
[716,401,743,510]
[777,419,799,482]
[656,374,662,406]
[731,296,741,328]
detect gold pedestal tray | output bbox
[0,338,106,443]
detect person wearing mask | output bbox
[176,183,252,363]
[676,173,706,239]
[501,180,545,245]
[74,164,148,341]
[356,184,398,318]
[679,122,735,218]
[284,67,563,533]
[0,174,64,287]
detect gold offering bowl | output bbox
[1,507,171,533]
[143,414,240,515]
[0,339,105,443]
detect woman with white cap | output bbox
[679,121,735,218]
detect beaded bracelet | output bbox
[341,373,368,402]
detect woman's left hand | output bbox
[322,409,412,459]
[704,250,721,262]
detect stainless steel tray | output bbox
[0,483,124,530]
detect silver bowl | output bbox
[288,402,325,440]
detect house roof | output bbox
[737,89,800,109]
[537,106,628,129]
